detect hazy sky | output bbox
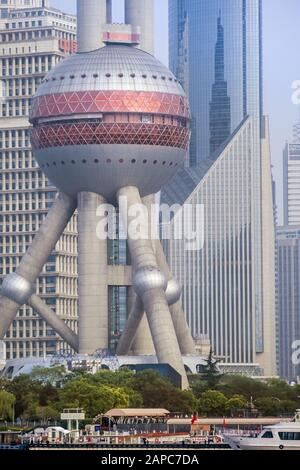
[51,0,300,222]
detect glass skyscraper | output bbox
[166,1,276,374]
[162,116,276,375]
[169,0,263,165]
[277,226,300,381]
[283,121,300,226]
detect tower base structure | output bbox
[0,189,195,389]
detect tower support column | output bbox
[125,0,155,55]
[118,186,188,389]
[77,0,107,52]
[155,239,196,355]
[78,192,108,354]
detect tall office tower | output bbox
[162,115,276,376]
[0,2,78,360]
[283,121,300,225]
[169,0,263,166]
[277,226,300,381]
[167,0,274,374]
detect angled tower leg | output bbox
[117,288,155,355]
[155,239,196,355]
[118,186,188,389]
[28,294,79,352]
[77,192,108,354]
[122,194,195,355]
[0,192,76,338]
[144,194,195,355]
[129,194,156,355]
[117,194,156,356]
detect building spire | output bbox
[209,15,231,156]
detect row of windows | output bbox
[10,7,76,24]
[6,20,43,29]
[0,190,54,201]
[0,28,76,43]
[1,181,46,190]
[0,202,53,211]
[5,77,42,96]
[0,169,45,179]
[1,99,31,117]
[262,431,300,441]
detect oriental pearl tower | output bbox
[0,0,195,389]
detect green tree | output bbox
[132,370,197,414]
[90,369,136,388]
[59,378,130,417]
[30,365,67,386]
[7,375,42,418]
[198,390,228,417]
[266,379,297,401]
[188,375,209,398]
[0,377,11,391]
[225,394,248,416]
[39,383,60,408]
[201,348,222,388]
[279,400,297,414]
[217,375,269,400]
[35,406,60,425]
[255,397,281,416]
[0,390,16,421]
[89,369,143,407]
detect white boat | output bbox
[236,421,300,450]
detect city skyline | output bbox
[0,0,300,453]
[52,0,300,223]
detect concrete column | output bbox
[118,186,188,389]
[28,294,79,352]
[142,194,196,356]
[117,287,155,355]
[77,0,107,52]
[130,194,155,355]
[155,239,196,355]
[0,193,76,338]
[78,192,108,354]
[125,0,155,55]
[106,0,112,23]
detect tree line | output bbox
[0,364,299,425]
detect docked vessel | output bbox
[232,410,300,450]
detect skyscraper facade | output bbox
[283,122,300,226]
[0,2,78,360]
[169,0,263,166]
[167,0,271,373]
[277,226,300,381]
[162,116,276,375]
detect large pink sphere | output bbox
[30,45,190,202]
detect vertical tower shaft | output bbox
[78,192,108,354]
[77,0,107,52]
[106,0,112,24]
[125,0,155,55]
[118,186,188,389]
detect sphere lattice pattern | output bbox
[30,45,191,201]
